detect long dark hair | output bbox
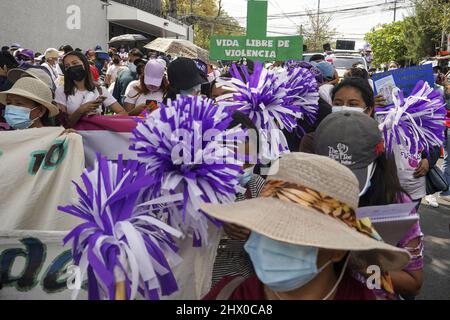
[359,152,408,206]
[332,77,375,116]
[62,51,95,96]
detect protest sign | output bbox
[372,64,435,99]
[0,128,85,231]
[210,0,303,61]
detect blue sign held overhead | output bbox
[372,65,435,103]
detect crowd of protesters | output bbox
[1,42,449,301]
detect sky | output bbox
[220,0,414,49]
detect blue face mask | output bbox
[4,105,38,129]
[238,166,254,187]
[244,232,332,292]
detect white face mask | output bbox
[332,106,367,114]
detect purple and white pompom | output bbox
[216,61,318,158]
[59,155,183,300]
[376,80,446,156]
[130,95,245,247]
[284,66,320,127]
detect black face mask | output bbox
[66,65,87,82]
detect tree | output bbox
[162,0,244,49]
[300,11,337,52]
[403,0,450,62]
[364,21,408,67]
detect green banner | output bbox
[210,36,302,61]
[209,0,303,61]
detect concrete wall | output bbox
[0,0,108,52]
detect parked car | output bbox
[329,54,368,78]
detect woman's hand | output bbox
[374,94,387,107]
[414,159,430,178]
[79,100,101,115]
[223,223,251,241]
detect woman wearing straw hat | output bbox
[0,77,59,130]
[202,153,410,300]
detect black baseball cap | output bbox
[313,112,384,192]
[168,57,206,90]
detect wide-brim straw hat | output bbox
[7,67,54,91]
[0,77,59,117]
[201,153,410,272]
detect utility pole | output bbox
[393,0,397,22]
[190,0,193,16]
[317,0,320,51]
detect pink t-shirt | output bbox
[397,193,424,271]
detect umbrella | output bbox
[144,38,210,64]
[109,34,148,44]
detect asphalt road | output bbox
[417,196,450,300]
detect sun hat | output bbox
[313,112,384,192]
[7,66,54,91]
[45,48,60,60]
[0,77,59,117]
[201,152,410,272]
[144,59,165,87]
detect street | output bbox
[418,197,450,300]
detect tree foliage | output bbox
[365,0,450,66]
[364,21,408,66]
[300,11,337,52]
[162,0,244,49]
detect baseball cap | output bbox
[313,112,384,193]
[45,48,60,60]
[311,61,335,80]
[193,59,208,79]
[168,57,206,90]
[17,49,34,60]
[144,60,165,87]
[155,58,167,69]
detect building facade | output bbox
[0,0,191,52]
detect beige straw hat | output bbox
[7,67,54,90]
[0,77,59,117]
[201,152,410,272]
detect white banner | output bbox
[0,229,221,300]
[0,128,85,231]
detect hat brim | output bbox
[144,76,163,87]
[7,68,54,91]
[352,166,370,193]
[0,88,59,117]
[201,198,410,271]
[178,72,207,90]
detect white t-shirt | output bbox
[106,64,126,84]
[319,84,334,105]
[41,62,58,82]
[393,143,426,200]
[55,86,117,115]
[124,80,164,107]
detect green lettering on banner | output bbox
[210,0,303,61]
[28,139,68,175]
